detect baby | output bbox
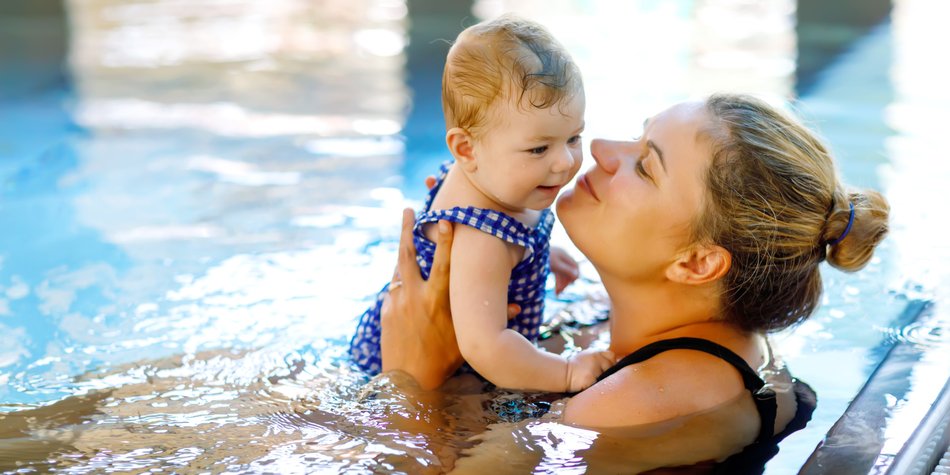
[350,15,614,392]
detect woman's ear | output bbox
[446,127,477,172]
[666,244,731,285]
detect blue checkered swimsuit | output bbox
[349,161,555,374]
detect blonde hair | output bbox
[698,94,890,332]
[441,15,582,138]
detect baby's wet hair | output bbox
[441,14,583,138]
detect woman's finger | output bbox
[396,208,421,286]
[427,220,454,300]
[507,303,521,320]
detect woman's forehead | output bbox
[650,102,712,202]
[649,101,706,128]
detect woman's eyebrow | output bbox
[646,140,667,173]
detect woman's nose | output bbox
[590,138,630,174]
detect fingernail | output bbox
[439,221,449,234]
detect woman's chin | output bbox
[555,188,579,216]
[555,188,571,207]
[556,192,596,252]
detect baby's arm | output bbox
[449,227,613,392]
[550,246,580,295]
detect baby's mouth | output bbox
[539,182,564,191]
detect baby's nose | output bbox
[552,145,578,173]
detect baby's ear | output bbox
[445,127,477,172]
[665,244,731,285]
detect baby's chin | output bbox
[529,194,559,210]
[506,185,569,211]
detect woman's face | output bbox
[556,101,713,281]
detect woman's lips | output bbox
[578,173,599,201]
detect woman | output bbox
[379,94,890,470]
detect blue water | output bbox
[2,0,949,473]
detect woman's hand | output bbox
[379,207,522,390]
[380,208,462,390]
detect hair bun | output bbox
[824,189,890,271]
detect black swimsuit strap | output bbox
[596,337,777,444]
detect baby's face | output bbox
[467,92,586,213]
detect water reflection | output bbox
[400,0,472,199]
[0,337,780,474]
[3,0,415,407]
[1,344,485,473]
[795,0,892,95]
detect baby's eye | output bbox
[528,145,548,155]
[567,135,582,145]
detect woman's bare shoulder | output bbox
[562,348,749,429]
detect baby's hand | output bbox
[550,246,580,295]
[565,349,615,393]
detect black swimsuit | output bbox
[596,337,817,475]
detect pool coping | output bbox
[798,299,950,474]
[886,374,950,475]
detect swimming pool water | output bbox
[1,0,949,473]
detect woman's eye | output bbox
[528,146,548,155]
[636,158,648,177]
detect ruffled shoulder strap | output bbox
[415,207,538,257]
[414,161,553,263]
[421,161,453,212]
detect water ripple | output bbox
[878,319,949,349]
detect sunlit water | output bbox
[2,0,949,473]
